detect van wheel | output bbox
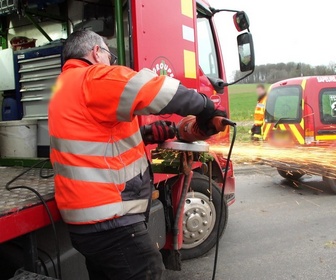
[277,169,304,180]
[181,173,228,260]
[323,176,336,194]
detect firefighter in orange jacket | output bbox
[48,30,226,280]
[251,84,267,140]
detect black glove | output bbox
[251,125,261,135]
[196,94,227,135]
[140,121,176,145]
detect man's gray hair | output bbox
[63,30,105,62]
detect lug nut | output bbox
[190,233,195,238]
[201,212,206,217]
[194,208,199,213]
[203,221,208,226]
[186,211,190,216]
[198,229,203,234]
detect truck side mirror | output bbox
[233,11,250,32]
[207,77,225,94]
[237,32,255,72]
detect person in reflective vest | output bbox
[48,30,226,280]
[251,84,267,140]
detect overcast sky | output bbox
[209,0,335,79]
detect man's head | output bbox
[256,84,266,98]
[63,30,115,66]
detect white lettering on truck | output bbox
[317,76,336,83]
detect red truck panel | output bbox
[0,200,61,243]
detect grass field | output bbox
[228,83,263,122]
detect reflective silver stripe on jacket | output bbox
[117,69,158,121]
[53,155,148,185]
[50,130,143,157]
[60,199,149,224]
[134,76,180,115]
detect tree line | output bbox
[234,62,336,84]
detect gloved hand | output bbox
[196,94,227,136]
[140,120,176,145]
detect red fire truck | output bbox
[263,76,336,193]
[0,0,254,278]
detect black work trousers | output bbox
[69,222,164,280]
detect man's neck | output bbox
[75,57,94,65]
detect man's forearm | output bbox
[158,84,206,116]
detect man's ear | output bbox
[92,45,101,63]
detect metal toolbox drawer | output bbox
[18,54,61,70]
[22,96,49,118]
[21,88,53,99]
[20,68,60,82]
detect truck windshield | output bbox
[197,16,219,78]
[320,88,336,124]
[265,86,302,123]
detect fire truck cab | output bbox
[263,76,336,193]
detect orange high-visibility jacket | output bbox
[254,95,267,127]
[49,59,205,226]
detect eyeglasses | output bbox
[99,46,118,65]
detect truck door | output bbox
[196,9,230,143]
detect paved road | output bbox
[165,165,336,280]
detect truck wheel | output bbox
[181,173,228,260]
[277,168,304,180]
[323,176,336,194]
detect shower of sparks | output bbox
[210,143,336,179]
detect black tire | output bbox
[277,168,304,180]
[181,173,228,260]
[323,176,336,194]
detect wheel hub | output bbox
[182,192,216,249]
